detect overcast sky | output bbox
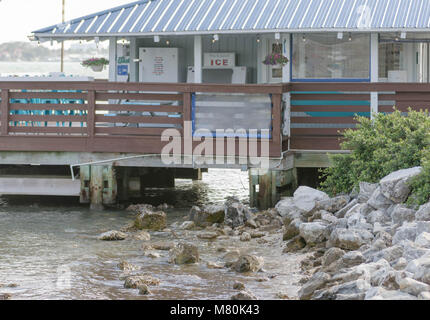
[0,0,133,43]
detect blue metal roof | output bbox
[33,0,430,38]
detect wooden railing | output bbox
[286,82,430,151]
[0,82,284,158]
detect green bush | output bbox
[320,109,430,204]
[408,148,430,205]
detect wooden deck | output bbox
[0,81,429,162]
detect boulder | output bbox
[340,251,365,268]
[283,236,306,253]
[233,282,246,291]
[313,279,371,300]
[402,241,430,261]
[299,272,331,300]
[98,230,127,241]
[317,195,350,213]
[335,199,358,218]
[179,221,195,230]
[240,232,252,242]
[222,250,241,264]
[328,228,374,251]
[0,294,12,300]
[299,222,328,246]
[379,167,422,203]
[151,241,176,251]
[276,198,303,222]
[124,275,160,289]
[398,277,430,296]
[357,182,378,203]
[391,205,416,225]
[283,219,301,241]
[138,284,151,295]
[225,202,253,229]
[135,211,167,231]
[117,261,140,272]
[293,186,330,213]
[368,187,394,210]
[233,255,264,273]
[197,232,219,240]
[365,287,417,300]
[393,222,418,245]
[416,203,430,221]
[134,231,151,241]
[231,291,258,300]
[419,292,430,300]
[169,243,200,265]
[322,248,346,267]
[189,205,225,227]
[416,232,430,248]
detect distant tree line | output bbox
[0,41,108,62]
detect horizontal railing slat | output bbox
[95,127,182,136]
[95,92,183,101]
[10,115,87,122]
[95,115,181,124]
[10,92,87,100]
[9,127,87,134]
[95,104,181,113]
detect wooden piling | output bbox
[89,165,104,210]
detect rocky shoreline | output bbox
[92,166,430,300]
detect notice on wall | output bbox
[153,56,165,76]
[204,52,236,68]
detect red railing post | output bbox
[1,89,10,136]
[87,90,96,143]
[272,93,282,155]
[182,90,193,161]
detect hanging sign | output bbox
[204,52,235,68]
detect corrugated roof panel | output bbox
[97,10,121,33]
[174,0,202,31]
[381,0,401,28]
[334,0,354,28]
[324,0,344,28]
[109,5,135,33]
[219,0,243,30]
[311,0,333,28]
[232,0,256,30]
[152,0,183,31]
[163,0,190,31]
[195,0,225,31]
[405,0,423,28]
[65,20,84,34]
[33,0,430,37]
[120,3,145,32]
[86,13,109,33]
[416,0,430,28]
[141,0,171,32]
[243,0,267,29]
[76,16,96,33]
[203,0,230,30]
[130,0,158,32]
[253,0,277,29]
[186,0,213,31]
[394,0,411,28]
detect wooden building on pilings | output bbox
[1,0,430,208]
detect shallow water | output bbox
[0,169,305,300]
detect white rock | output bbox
[379,167,422,203]
[368,187,394,210]
[416,232,430,249]
[329,228,374,251]
[418,292,430,300]
[391,205,416,225]
[416,203,430,222]
[357,182,379,203]
[365,287,417,300]
[398,277,430,296]
[179,221,195,230]
[393,222,418,245]
[293,186,329,213]
[299,222,328,245]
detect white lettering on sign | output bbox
[204,53,235,68]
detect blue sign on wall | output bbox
[117,65,129,76]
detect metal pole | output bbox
[60,0,65,72]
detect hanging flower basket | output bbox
[81,57,109,72]
[262,53,289,67]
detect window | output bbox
[292,33,370,81]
